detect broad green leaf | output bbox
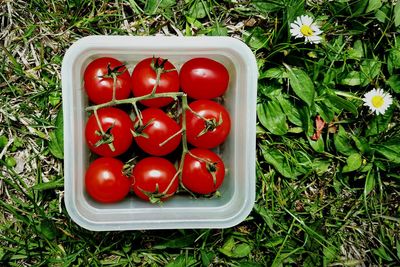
[49,109,64,159]
[144,0,175,14]
[263,237,284,248]
[316,102,335,123]
[252,0,284,13]
[185,15,202,29]
[258,82,282,98]
[375,8,388,23]
[387,48,400,75]
[365,169,376,195]
[397,240,400,260]
[153,234,196,249]
[373,141,400,164]
[311,159,331,176]
[219,236,252,258]
[308,137,325,153]
[254,204,274,229]
[261,146,301,178]
[200,250,215,267]
[386,75,400,93]
[276,94,302,126]
[352,0,369,16]
[257,101,288,135]
[166,254,197,267]
[351,135,370,153]
[32,179,64,191]
[348,40,364,59]
[360,59,381,86]
[395,1,400,27]
[232,243,252,258]
[323,68,338,86]
[323,246,338,265]
[207,23,228,36]
[284,64,315,107]
[299,106,313,136]
[325,94,358,116]
[5,156,16,167]
[365,105,394,136]
[260,67,287,79]
[37,220,58,240]
[334,126,357,156]
[340,71,364,86]
[342,153,362,173]
[48,91,61,107]
[188,0,209,19]
[243,27,269,50]
[0,135,8,148]
[372,246,393,261]
[366,0,382,13]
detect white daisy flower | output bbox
[363,88,393,115]
[290,15,323,44]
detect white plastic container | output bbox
[62,36,257,231]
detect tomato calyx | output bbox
[149,57,177,95]
[206,161,219,187]
[99,63,127,79]
[131,118,155,138]
[122,157,137,177]
[197,113,223,137]
[94,124,115,148]
[137,184,175,204]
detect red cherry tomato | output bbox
[85,157,131,203]
[185,100,231,149]
[181,148,225,194]
[131,57,179,108]
[85,107,133,157]
[133,108,181,156]
[180,58,229,99]
[131,157,178,202]
[84,57,131,104]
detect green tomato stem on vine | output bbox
[85,92,184,112]
[150,68,163,96]
[159,128,183,147]
[112,73,117,102]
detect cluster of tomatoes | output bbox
[83,56,231,204]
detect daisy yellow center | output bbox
[371,95,384,108]
[300,25,314,36]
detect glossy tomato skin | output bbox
[180,58,229,99]
[85,157,131,203]
[133,108,181,156]
[84,57,131,104]
[185,100,231,149]
[131,57,179,108]
[85,107,133,157]
[131,157,178,201]
[182,148,225,194]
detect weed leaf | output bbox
[395,1,400,27]
[49,109,64,159]
[342,153,362,173]
[365,169,376,195]
[334,126,357,156]
[276,94,302,126]
[153,234,196,249]
[257,100,288,135]
[386,75,400,93]
[261,146,301,178]
[284,64,315,107]
[366,0,382,13]
[252,0,283,12]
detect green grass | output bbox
[1,0,400,266]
